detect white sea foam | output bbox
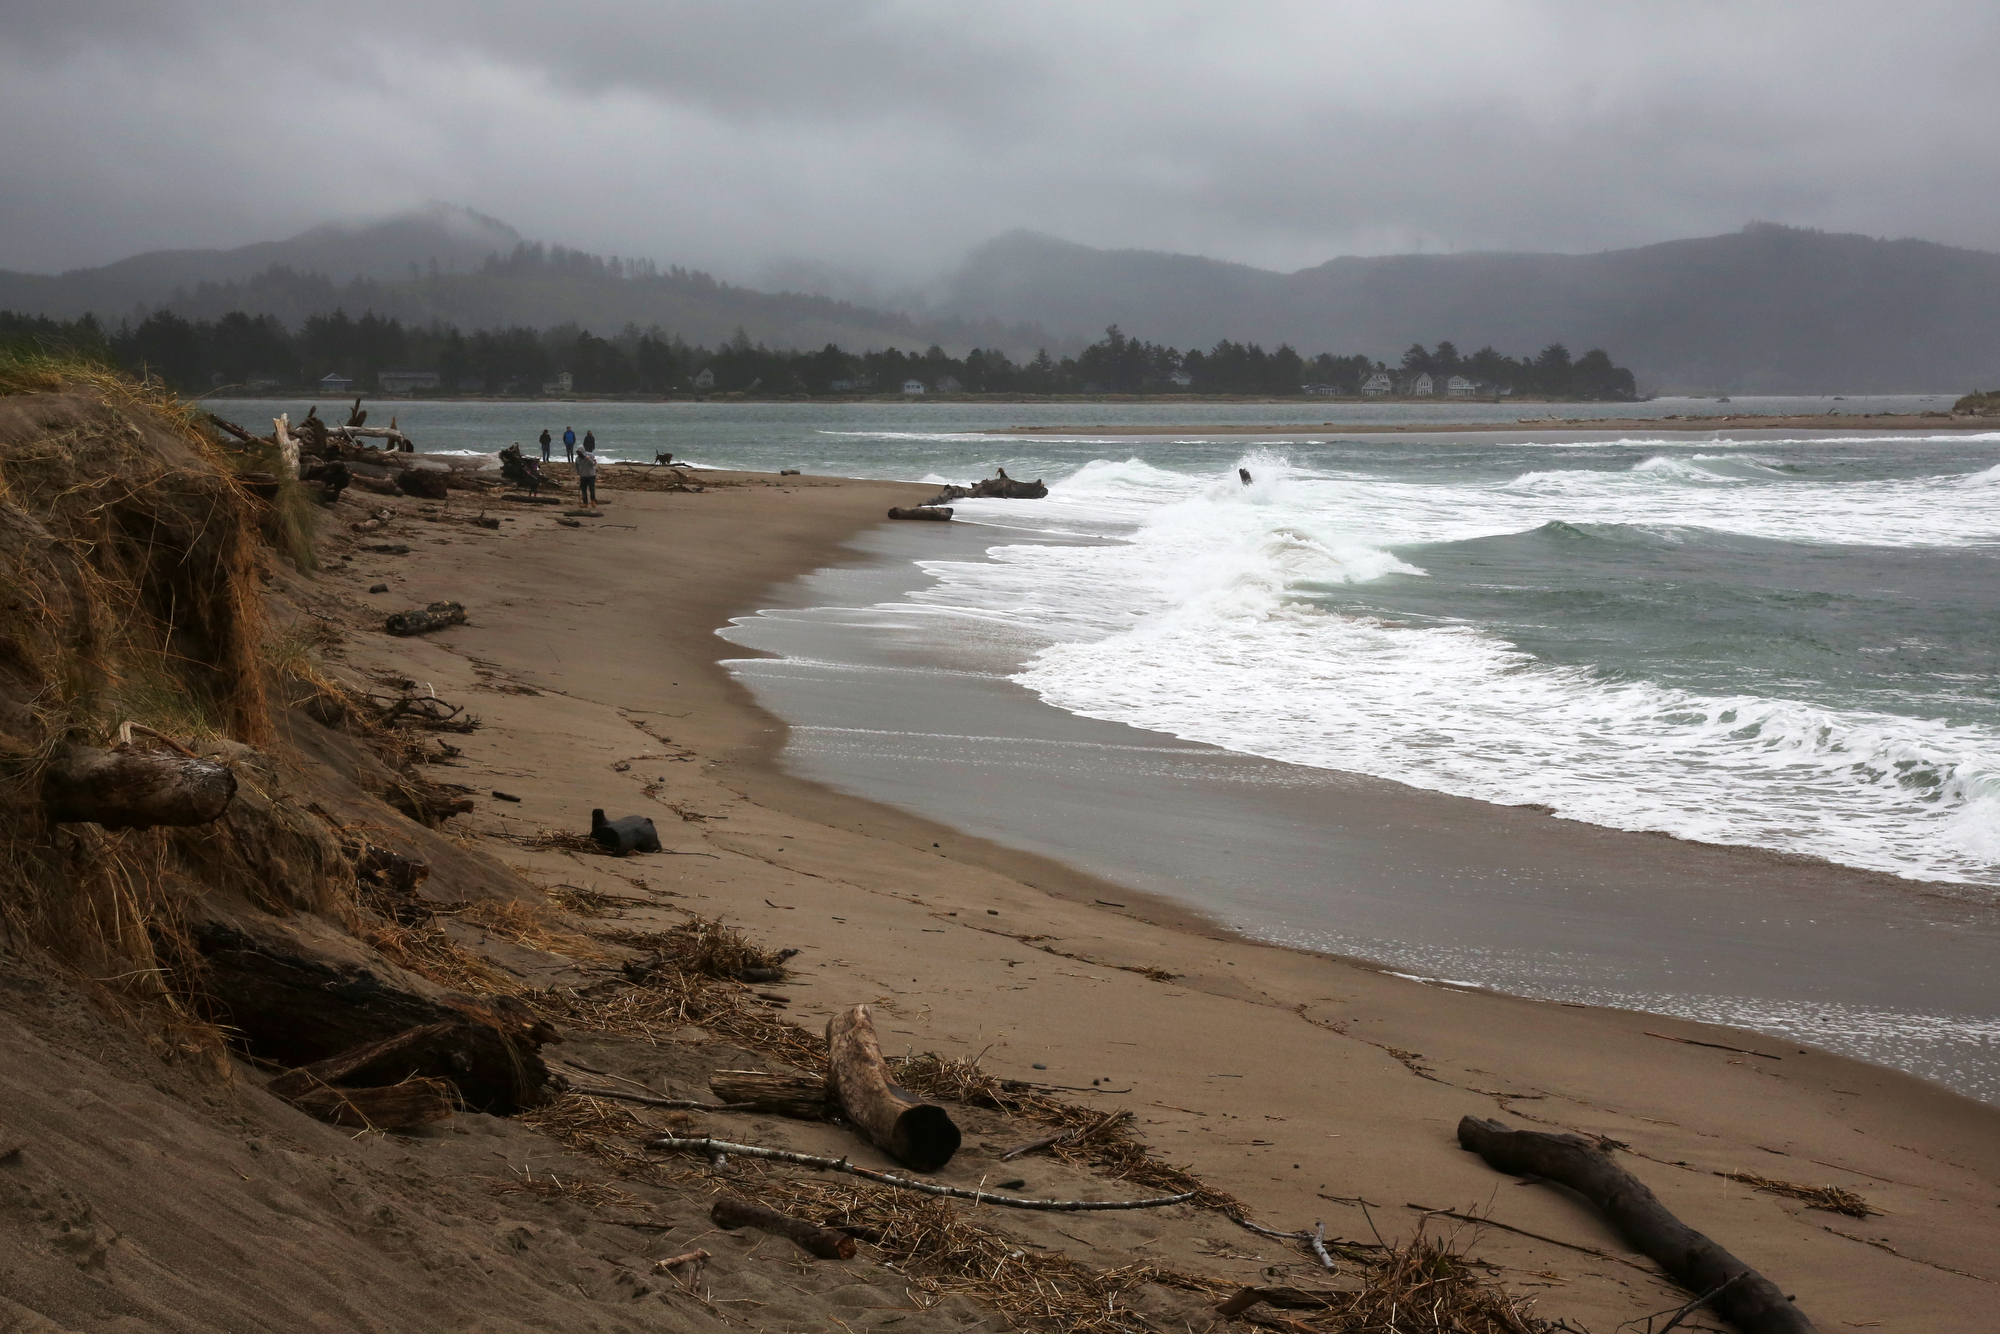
[904,449,2000,887]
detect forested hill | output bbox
[936,225,2000,394]
[0,207,1031,356]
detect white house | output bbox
[542,371,575,395]
[1359,370,1393,396]
[319,372,354,394]
[902,379,926,395]
[379,369,440,394]
[1408,372,1436,396]
[1446,375,1478,398]
[692,368,716,390]
[1168,370,1193,387]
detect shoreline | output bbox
[319,466,2000,1329]
[986,412,1993,435]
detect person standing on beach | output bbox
[539,428,552,461]
[562,427,576,461]
[574,440,599,509]
[582,429,597,457]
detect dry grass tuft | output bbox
[1720,1171,1876,1218]
[599,917,789,980]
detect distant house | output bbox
[692,368,716,390]
[319,372,354,395]
[543,371,575,395]
[902,379,926,395]
[827,378,857,392]
[1445,375,1478,398]
[1168,370,1193,387]
[1408,372,1436,396]
[379,369,440,395]
[1303,382,1341,395]
[935,374,962,393]
[1359,371,1393,396]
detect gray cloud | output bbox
[4,0,1998,282]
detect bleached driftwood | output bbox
[827,1003,960,1171]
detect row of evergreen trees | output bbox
[0,309,1638,400]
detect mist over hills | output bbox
[4,205,1997,392]
[0,205,1030,356]
[935,226,2000,393]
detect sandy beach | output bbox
[986,412,1990,436]
[7,437,1998,1333]
[315,465,2000,1327]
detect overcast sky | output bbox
[4,0,1997,284]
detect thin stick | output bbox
[1307,1220,1337,1272]
[1644,1031,1783,1061]
[647,1136,1195,1212]
[568,1084,726,1111]
[1653,1273,1744,1334]
[1406,1204,1659,1274]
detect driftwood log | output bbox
[826,1004,961,1171]
[1457,1118,1817,1333]
[42,742,236,830]
[709,1069,829,1119]
[710,1196,856,1260]
[270,1074,458,1130]
[396,468,450,500]
[193,921,559,1113]
[887,506,953,521]
[385,601,467,637]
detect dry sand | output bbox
[986,413,1988,436]
[7,460,1998,1332]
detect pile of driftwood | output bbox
[212,398,495,503]
[921,468,1049,505]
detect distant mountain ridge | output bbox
[7,208,1999,391]
[933,225,2000,393]
[0,206,1033,356]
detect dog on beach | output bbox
[654,452,674,465]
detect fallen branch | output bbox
[646,1136,1195,1212]
[709,1069,829,1119]
[564,1084,725,1112]
[710,1195,856,1259]
[1645,1031,1783,1060]
[1405,1203,1658,1273]
[1458,1117,1818,1332]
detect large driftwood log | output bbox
[887,506,953,521]
[193,921,558,1113]
[826,1004,961,1171]
[42,743,236,830]
[1457,1118,1817,1333]
[710,1196,856,1260]
[709,1069,830,1119]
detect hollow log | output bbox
[192,920,558,1113]
[1457,1117,1817,1333]
[826,1004,961,1171]
[385,601,467,637]
[709,1069,829,1119]
[886,506,953,521]
[42,743,236,830]
[710,1196,855,1260]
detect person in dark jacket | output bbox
[539,428,552,461]
[574,442,599,509]
[582,430,596,455]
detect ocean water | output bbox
[213,394,2000,1093]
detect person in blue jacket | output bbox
[562,426,576,461]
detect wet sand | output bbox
[325,467,2000,1330]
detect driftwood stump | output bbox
[42,743,236,830]
[194,922,559,1113]
[591,809,661,855]
[1458,1118,1817,1333]
[826,1004,960,1171]
[887,506,953,521]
